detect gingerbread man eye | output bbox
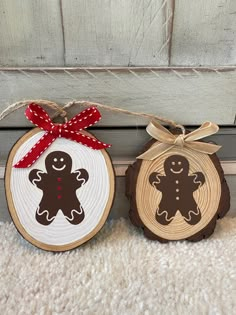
[171,162,175,165]
[60,158,64,162]
[53,158,57,162]
[178,161,181,165]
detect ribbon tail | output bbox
[14,132,56,168]
[25,103,54,131]
[184,121,219,142]
[64,106,101,131]
[64,132,111,150]
[185,141,221,155]
[137,142,174,160]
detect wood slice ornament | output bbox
[5,103,115,251]
[126,121,230,242]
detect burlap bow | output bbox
[137,121,221,160]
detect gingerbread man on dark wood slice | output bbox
[5,103,115,251]
[126,121,230,242]
[149,154,205,226]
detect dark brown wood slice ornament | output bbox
[5,104,115,251]
[126,123,230,242]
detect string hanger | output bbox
[0,99,67,122]
[0,99,185,134]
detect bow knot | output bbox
[50,124,63,137]
[174,134,185,147]
[137,120,221,160]
[14,103,111,168]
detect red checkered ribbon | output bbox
[14,103,111,168]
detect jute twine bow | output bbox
[137,120,221,160]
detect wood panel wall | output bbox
[0,0,235,67]
[0,68,235,127]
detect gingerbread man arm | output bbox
[149,172,165,191]
[192,172,206,191]
[29,169,46,190]
[72,168,89,188]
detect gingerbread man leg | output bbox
[156,209,174,225]
[62,200,85,225]
[36,200,58,225]
[156,202,177,225]
[181,205,202,225]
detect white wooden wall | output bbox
[0,0,236,67]
[0,68,235,127]
[0,0,236,221]
[0,0,235,125]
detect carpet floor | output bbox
[0,218,236,315]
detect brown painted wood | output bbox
[126,132,230,242]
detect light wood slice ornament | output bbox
[5,103,115,251]
[126,121,230,242]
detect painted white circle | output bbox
[10,132,112,246]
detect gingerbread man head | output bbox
[164,155,189,176]
[45,151,72,174]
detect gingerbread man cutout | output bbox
[29,151,89,226]
[149,155,205,226]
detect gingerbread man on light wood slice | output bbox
[5,103,115,251]
[126,120,230,242]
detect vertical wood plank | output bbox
[62,0,173,66]
[171,0,236,66]
[0,0,64,66]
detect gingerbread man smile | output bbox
[52,164,66,171]
[170,158,184,174]
[170,167,183,174]
[51,156,68,171]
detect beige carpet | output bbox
[0,218,236,315]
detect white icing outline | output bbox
[64,205,84,221]
[184,207,200,222]
[74,169,87,186]
[193,173,203,187]
[36,207,56,222]
[32,170,44,186]
[156,208,174,222]
[151,174,161,187]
